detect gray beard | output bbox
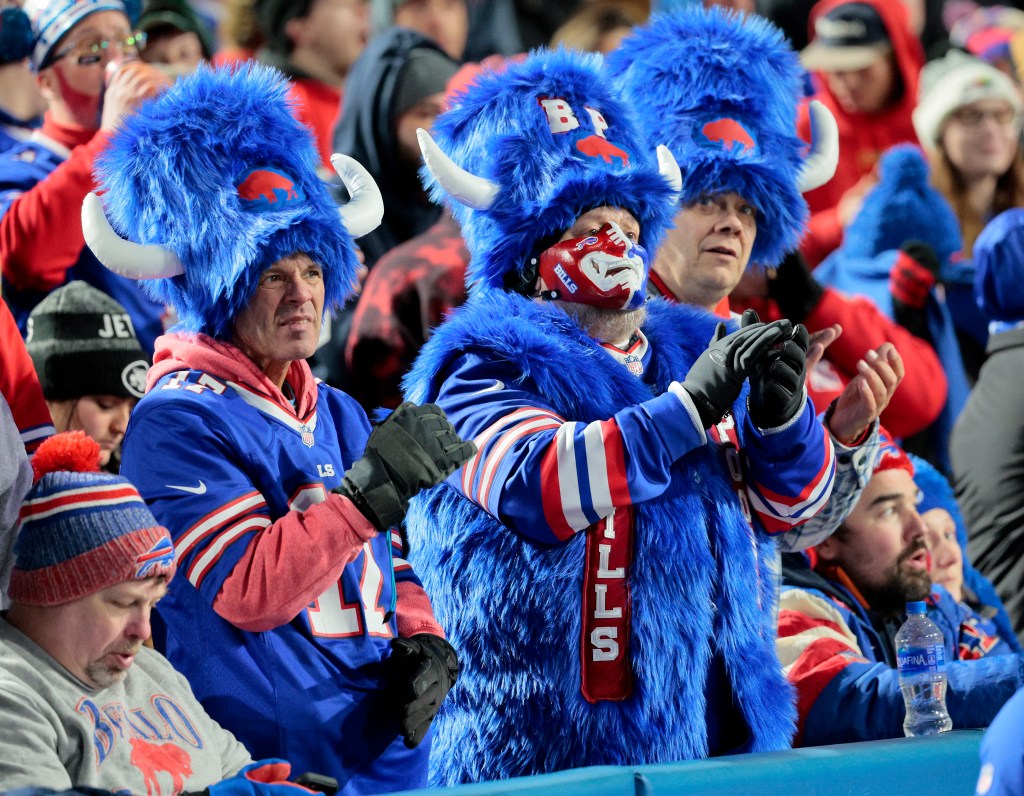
[554,302,647,345]
[85,660,129,689]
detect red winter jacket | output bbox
[798,0,925,267]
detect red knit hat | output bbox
[874,426,914,477]
[9,431,175,606]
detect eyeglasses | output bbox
[52,32,147,67]
[950,106,1018,128]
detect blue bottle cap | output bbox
[906,601,926,614]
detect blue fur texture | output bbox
[842,144,962,263]
[95,64,359,337]
[422,47,676,293]
[403,296,795,784]
[606,7,808,266]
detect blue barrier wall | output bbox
[398,731,983,796]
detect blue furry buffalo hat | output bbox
[83,63,383,338]
[606,7,839,266]
[417,47,681,293]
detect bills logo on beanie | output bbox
[9,431,174,606]
[873,426,914,477]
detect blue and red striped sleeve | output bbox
[742,395,837,535]
[122,395,376,633]
[433,353,706,545]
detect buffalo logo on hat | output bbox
[133,535,175,579]
[235,167,306,212]
[696,116,759,158]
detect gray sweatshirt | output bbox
[0,617,253,793]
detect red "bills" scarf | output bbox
[580,506,634,702]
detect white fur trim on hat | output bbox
[913,51,1023,147]
[23,0,127,70]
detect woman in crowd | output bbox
[25,281,148,472]
[914,49,1024,379]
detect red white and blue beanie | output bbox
[9,431,174,606]
[22,0,135,71]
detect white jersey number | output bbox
[290,485,393,639]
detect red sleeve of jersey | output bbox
[0,298,52,452]
[212,493,378,632]
[395,580,445,638]
[804,289,947,438]
[0,132,110,291]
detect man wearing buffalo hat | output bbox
[607,7,901,553]
[401,46,836,784]
[82,64,473,793]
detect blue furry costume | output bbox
[402,45,836,784]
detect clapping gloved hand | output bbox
[186,759,325,795]
[386,633,460,749]
[681,309,795,428]
[334,403,476,531]
[747,322,810,429]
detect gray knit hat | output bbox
[25,281,149,401]
[913,49,1022,147]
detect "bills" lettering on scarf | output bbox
[580,506,634,702]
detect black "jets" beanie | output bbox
[25,281,150,402]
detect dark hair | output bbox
[931,143,1024,257]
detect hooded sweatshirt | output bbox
[332,27,454,268]
[798,0,925,266]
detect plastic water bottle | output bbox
[895,601,953,737]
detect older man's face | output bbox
[42,577,167,689]
[232,254,326,381]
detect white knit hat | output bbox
[913,49,1022,147]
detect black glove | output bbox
[748,323,809,429]
[334,403,476,531]
[681,309,793,428]
[767,250,824,323]
[386,633,460,749]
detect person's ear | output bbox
[814,534,841,565]
[36,69,59,103]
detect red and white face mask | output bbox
[536,221,649,311]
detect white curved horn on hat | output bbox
[656,145,682,194]
[330,154,385,239]
[81,192,185,280]
[796,100,840,193]
[416,127,499,210]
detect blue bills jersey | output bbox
[121,368,427,794]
